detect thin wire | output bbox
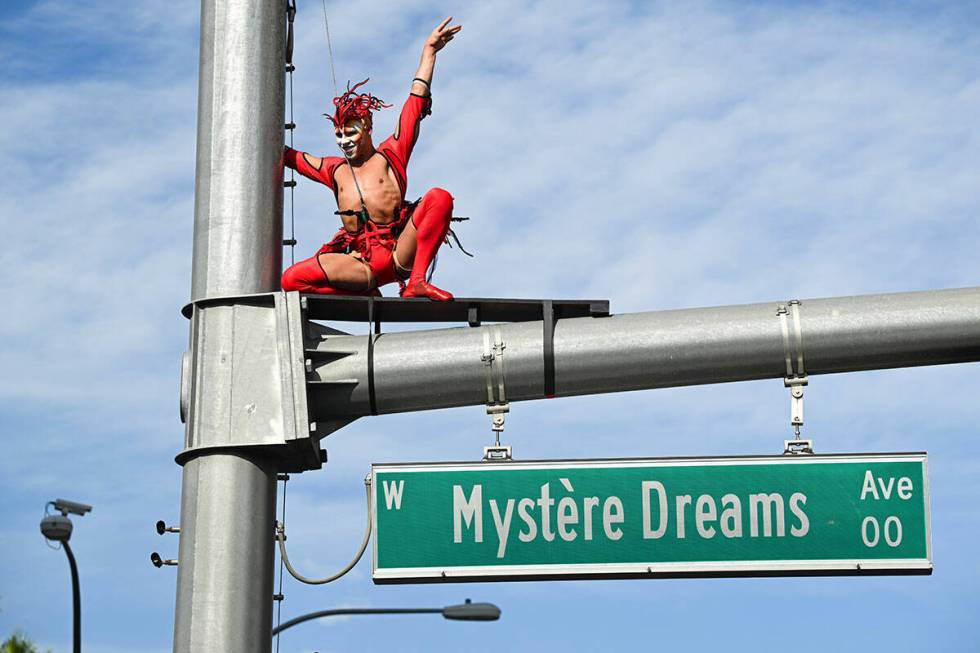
[274,475,289,653]
[42,503,62,550]
[288,64,296,265]
[320,0,367,224]
[320,0,338,97]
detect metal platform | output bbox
[300,294,610,326]
[302,294,611,406]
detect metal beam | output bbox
[307,287,980,416]
[174,0,284,651]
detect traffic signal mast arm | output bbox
[306,286,980,417]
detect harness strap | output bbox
[323,211,411,262]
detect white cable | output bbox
[276,476,372,585]
[320,0,338,97]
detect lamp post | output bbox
[40,499,92,653]
[272,599,501,637]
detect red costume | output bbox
[281,82,456,300]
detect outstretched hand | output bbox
[425,16,462,53]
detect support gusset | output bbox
[178,291,354,472]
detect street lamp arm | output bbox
[272,608,441,636]
[63,541,81,653]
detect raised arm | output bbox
[410,16,461,97]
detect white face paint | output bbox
[335,120,367,159]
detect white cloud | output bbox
[3,1,980,651]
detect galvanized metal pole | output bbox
[174,1,284,651]
[307,287,980,416]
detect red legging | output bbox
[280,187,453,294]
[280,261,373,295]
[407,187,453,286]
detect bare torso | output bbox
[333,153,402,231]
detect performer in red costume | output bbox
[281,17,462,301]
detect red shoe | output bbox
[400,280,454,301]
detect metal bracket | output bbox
[483,443,513,461]
[150,552,178,568]
[778,300,813,453]
[155,520,180,535]
[482,327,512,461]
[785,376,807,432]
[783,438,814,455]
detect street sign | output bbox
[372,453,931,583]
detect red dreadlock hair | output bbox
[325,79,392,128]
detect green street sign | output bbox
[372,453,931,583]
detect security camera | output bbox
[156,520,180,535]
[52,499,92,517]
[41,498,90,543]
[150,552,178,568]
[40,514,74,542]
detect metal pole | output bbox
[174,0,284,651]
[63,541,81,653]
[308,287,980,415]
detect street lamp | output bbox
[40,499,92,653]
[272,599,501,637]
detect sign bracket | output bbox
[482,327,512,461]
[778,300,813,454]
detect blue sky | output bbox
[2,0,980,651]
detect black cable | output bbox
[285,0,296,65]
[367,298,378,415]
[274,475,288,653]
[288,64,296,265]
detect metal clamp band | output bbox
[543,300,556,398]
[777,300,811,451]
[482,327,508,412]
[482,327,511,460]
[778,299,806,380]
[367,298,381,416]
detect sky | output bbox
[1,0,979,651]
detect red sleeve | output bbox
[377,93,432,198]
[284,147,343,190]
[379,93,431,172]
